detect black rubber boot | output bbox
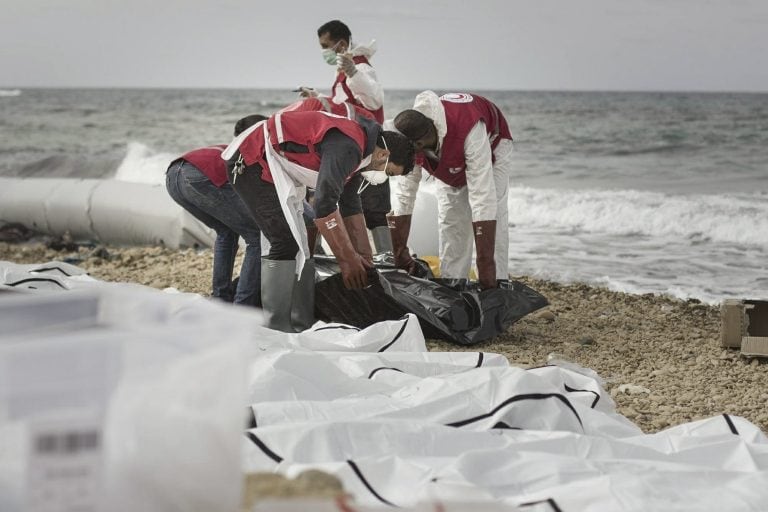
[260,259,296,332]
[291,258,316,331]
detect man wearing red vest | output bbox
[390,92,514,290]
[281,96,374,121]
[279,96,378,256]
[299,20,392,254]
[306,20,384,122]
[223,110,414,332]
[165,114,266,306]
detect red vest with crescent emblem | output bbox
[332,55,385,123]
[418,94,513,188]
[238,111,368,184]
[181,145,228,187]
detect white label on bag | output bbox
[27,418,104,512]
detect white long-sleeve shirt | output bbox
[332,41,383,111]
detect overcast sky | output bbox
[2,0,767,92]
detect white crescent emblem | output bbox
[440,93,473,103]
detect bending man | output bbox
[165,114,266,305]
[223,110,414,332]
[391,92,514,289]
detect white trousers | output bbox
[435,140,513,280]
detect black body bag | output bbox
[313,256,548,346]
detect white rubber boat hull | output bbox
[0,177,214,249]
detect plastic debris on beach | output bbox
[314,255,548,345]
[0,223,33,243]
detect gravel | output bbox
[3,241,766,434]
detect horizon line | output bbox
[2,85,768,95]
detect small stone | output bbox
[751,358,761,367]
[292,469,345,495]
[241,472,292,504]
[578,335,595,346]
[680,392,695,402]
[617,384,651,395]
[536,310,556,322]
[623,407,639,418]
[88,246,111,260]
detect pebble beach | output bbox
[3,240,766,437]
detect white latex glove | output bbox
[337,53,357,77]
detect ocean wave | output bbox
[11,154,119,179]
[257,100,292,109]
[0,89,21,97]
[112,142,178,184]
[508,185,768,248]
[607,143,697,156]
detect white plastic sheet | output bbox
[2,260,768,511]
[0,280,255,512]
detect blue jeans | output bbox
[166,160,262,305]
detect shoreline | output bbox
[1,241,766,434]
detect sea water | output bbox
[1,88,766,303]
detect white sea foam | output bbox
[0,89,21,97]
[504,185,768,303]
[112,142,177,185]
[508,185,768,249]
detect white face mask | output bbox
[361,169,389,184]
[358,136,391,193]
[321,40,343,65]
[358,149,389,194]
[358,168,388,195]
[321,48,338,65]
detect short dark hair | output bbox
[393,110,433,142]
[317,20,351,42]
[233,114,267,136]
[379,131,415,175]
